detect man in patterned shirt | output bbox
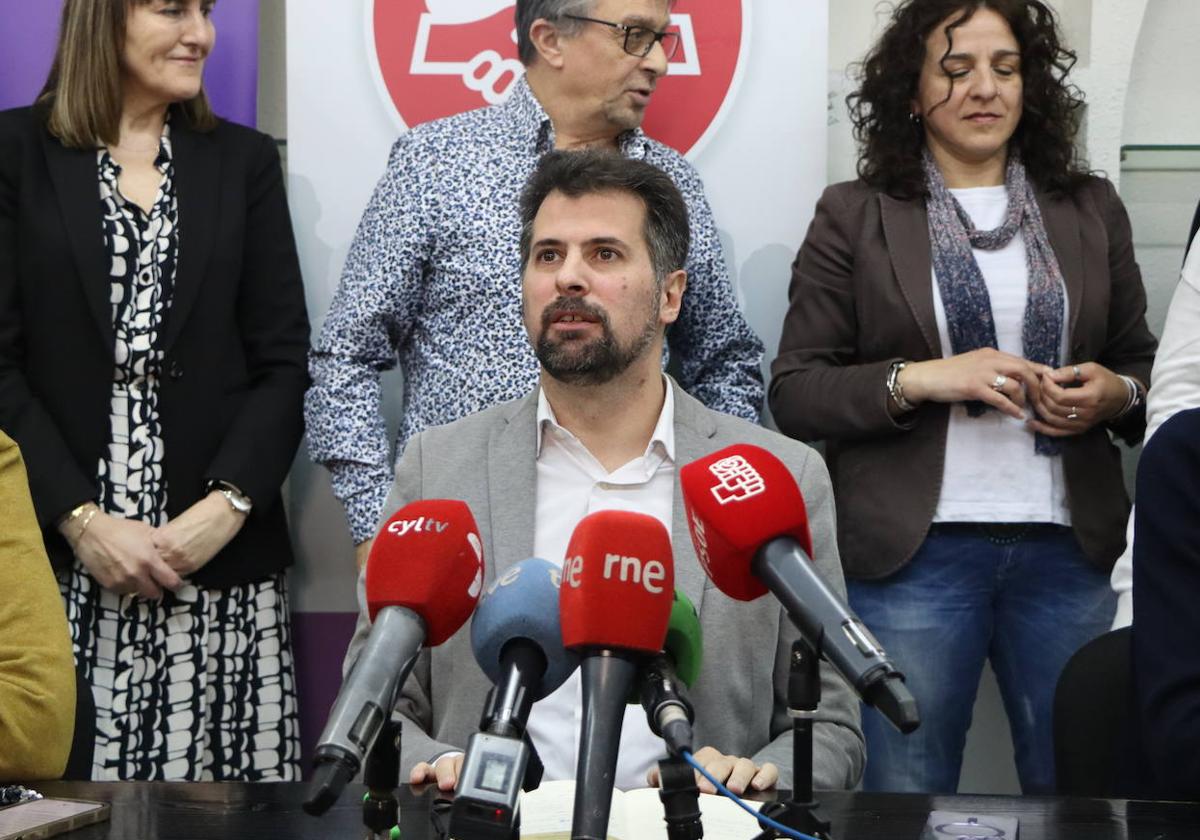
[306,0,765,563]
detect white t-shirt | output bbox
[930,185,1071,524]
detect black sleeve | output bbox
[1133,407,1200,797]
[1187,197,1200,263]
[201,131,311,506]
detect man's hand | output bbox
[409,753,463,791]
[646,746,778,795]
[355,538,374,571]
[66,510,184,599]
[154,491,247,577]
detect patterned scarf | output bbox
[923,149,1064,455]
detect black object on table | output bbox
[754,637,834,840]
[24,779,1200,839]
[362,719,403,838]
[657,754,704,839]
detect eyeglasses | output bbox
[562,14,681,61]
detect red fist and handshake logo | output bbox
[370,0,746,155]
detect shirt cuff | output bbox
[332,473,394,544]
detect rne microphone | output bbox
[639,589,701,757]
[680,444,920,734]
[450,558,581,837]
[560,510,675,840]
[303,499,484,816]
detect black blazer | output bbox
[0,105,310,589]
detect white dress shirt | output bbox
[526,378,676,790]
[1111,238,1200,627]
[931,186,1072,524]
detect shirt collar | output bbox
[98,121,174,176]
[504,74,649,159]
[536,375,675,462]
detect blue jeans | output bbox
[847,525,1115,794]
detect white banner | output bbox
[286,0,830,613]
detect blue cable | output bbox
[679,750,822,840]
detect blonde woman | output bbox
[0,0,309,780]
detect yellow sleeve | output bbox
[0,431,76,780]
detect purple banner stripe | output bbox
[0,1,259,128]
[291,611,360,776]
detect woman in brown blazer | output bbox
[769,0,1156,795]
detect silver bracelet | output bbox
[1113,375,1143,419]
[886,361,916,413]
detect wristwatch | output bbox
[207,480,253,515]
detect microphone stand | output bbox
[362,719,403,839]
[657,754,704,839]
[753,639,833,840]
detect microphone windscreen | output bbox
[680,444,813,602]
[663,589,702,688]
[470,558,581,701]
[560,510,674,654]
[366,499,485,645]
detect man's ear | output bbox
[660,270,687,326]
[529,18,567,69]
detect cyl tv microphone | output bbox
[560,510,675,840]
[450,557,581,838]
[304,499,484,816]
[680,444,919,734]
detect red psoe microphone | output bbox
[366,499,484,645]
[680,444,812,602]
[681,444,919,734]
[559,510,675,840]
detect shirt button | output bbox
[168,361,184,380]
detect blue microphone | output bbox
[451,558,581,838]
[471,557,580,732]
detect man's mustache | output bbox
[539,297,611,330]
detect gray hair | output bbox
[519,150,691,285]
[514,0,593,65]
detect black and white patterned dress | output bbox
[58,129,301,781]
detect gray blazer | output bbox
[346,380,865,790]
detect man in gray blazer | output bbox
[346,150,864,794]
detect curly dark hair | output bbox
[847,0,1089,198]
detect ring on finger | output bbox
[1067,406,1079,420]
[991,374,1008,392]
[1073,364,1082,382]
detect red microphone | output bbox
[680,444,812,602]
[681,445,919,733]
[306,499,485,816]
[366,499,484,644]
[559,510,674,840]
[560,509,675,653]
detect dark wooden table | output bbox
[28,781,1200,839]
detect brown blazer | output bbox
[768,177,1157,580]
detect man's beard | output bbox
[535,297,659,386]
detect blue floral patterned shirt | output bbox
[306,77,764,543]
